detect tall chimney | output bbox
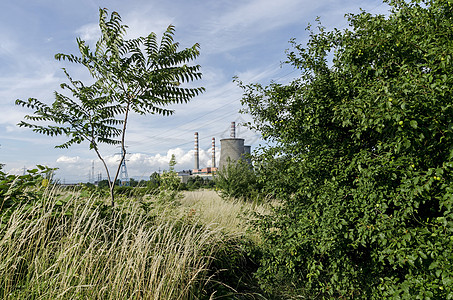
[230,122,236,138]
[194,132,199,170]
[212,137,216,168]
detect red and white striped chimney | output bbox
[194,132,199,170]
[212,137,216,168]
[230,122,236,138]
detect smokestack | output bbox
[230,122,236,138]
[212,137,216,168]
[194,132,199,170]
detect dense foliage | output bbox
[1,166,55,215]
[240,0,453,298]
[183,176,215,190]
[215,159,260,200]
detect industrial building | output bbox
[219,121,251,169]
[178,122,251,182]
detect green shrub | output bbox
[186,176,215,191]
[1,166,56,228]
[156,155,183,203]
[203,236,268,299]
[114,185,134,195]
[239,0,453,298]
[215,159,260,201]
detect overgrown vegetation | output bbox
[239,0,453,298]
[1,165,55,227]
[5,0,453,299]
[0,172,271,299]
[215,159,261,201]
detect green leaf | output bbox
[14,8,204,207]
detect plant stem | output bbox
[93,146,115,206]
[110,95,131,207]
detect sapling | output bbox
[16,8,204,206]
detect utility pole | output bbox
[91,160,95,184]
[117,146,130,186]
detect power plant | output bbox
[194,132,199,170]
[191,132,218,178]
[211,137,216,168]
[181,122,251,182]
[218,122,251,170]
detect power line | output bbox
[150,1,390,150]
[137,64,298,143]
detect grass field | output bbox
[0,186,273,299]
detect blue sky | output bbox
[0,0,389,183]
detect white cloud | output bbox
[6,167,24,176]
[75,7,174,44]
[0,0,389,183]
[235,64,283,85]
[123,10,174,40]
[56,155,80,164]
[5,125,25,133]
[0,37,17,56]
[194,0,317,54]
[76,23,100,42]
[0,107,28,127]
[0,72,62,127]
[91,147,221,179]
[216,0,308,31]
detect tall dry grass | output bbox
[0,186,230,299]
[178,190,276,237]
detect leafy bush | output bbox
[203,237,267,299]
[156,155,183,203]
[215,159,260,200]
[147,172,161,190]
[186,176,215,191]
[239,0,453,298]
[0,165,55,212]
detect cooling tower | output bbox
[219,138,245,170]
[243,145,252,165]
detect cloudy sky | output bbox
[0,0,389,183]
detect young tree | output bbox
[15,9,204,206]
[158,154,181,202]
[239,0,453,298]
[160,154,179,190]
[215,159,259,200]
[148,171,161,190]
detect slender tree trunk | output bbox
[93,147,116,207]
[110,97,132,207]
